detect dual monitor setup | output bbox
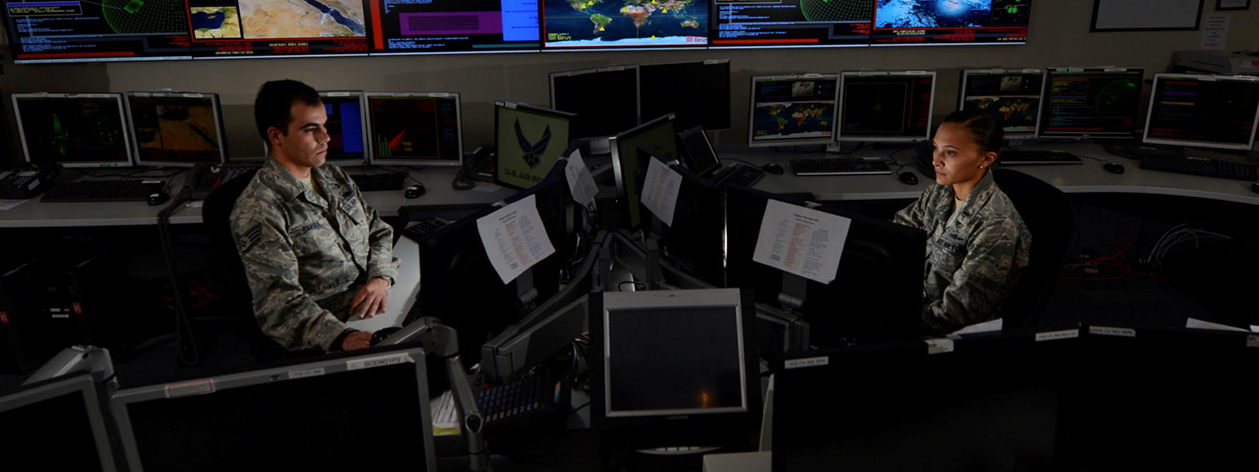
[2,0,1033,63]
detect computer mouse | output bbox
[898,171,919,185]
[1104,163,1125,174]
[147,191,170,206]
[404,184,425,199]
[762,163,785,175]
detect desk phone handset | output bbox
[466,145,497,183]
[0,165,57,199]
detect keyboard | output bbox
[1104,141,1187,160]
[349,172,406,192]
[402,217,455,241]
[713,163,764,187]
[789,157,891,176]
[189,163,261,199]
[1139,155,1259,181]
[40,180,166,203]
[1000,150,1083,165]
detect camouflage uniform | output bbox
[230,158,400,351]
[893,171,1031,332]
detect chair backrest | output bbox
[200,169,274,354]
[992,168,1074,329]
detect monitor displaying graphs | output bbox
[542,0,709,48]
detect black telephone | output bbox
[0,165,57,199]
[465,144,497,183]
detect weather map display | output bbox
[1040,68,1143,138]
[2,0,193,62]
[959,69,1045,136]
[871,0,1030,44]
[368,0,539,53]
[748,74,839,147]
[542,0,709,48]
[711,0,873,47]
[186,0,370,57]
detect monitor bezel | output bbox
[958,68,1047,139]
[12,92,135,168]
[1142,73,1259,151]
[747,73,840,148]
[677,125,723,176]
[318,91,371,166]
[365,91,464,167]
[639,59,733,132]
[548,65,642,139]
[492,100,578,190]
[0,371,118,472]
[836,70,938,143]
[1038,67,1146,139]
[123,91,228,168]
[110,346,435,472]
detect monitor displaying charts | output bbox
[747,74,840,147]
[837,70,936,142]
[1143,74,1259,151]
[319,91,370,165]
[959,69,1046,138]
[124,91,227,167]
[1040,68,1144,139]
[366,92,464,166]
[12,93,134,168]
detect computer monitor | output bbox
[677,125,722,176]
[1040,68,1144,139]
[318,91,370,165]
[724,185,927,346]
[638,147,726,287]
[540,0,709,49]
[123,92,227,167]
[365,92,463,167]
[958,69,1047,138]
[639,59,732,131]
[590,288,759,443]
[869,0,1032,45]
[748,74,840,147]
[550,65,641,140]
[367,0,541,54]
[3,1,191,63]
[0,371,119,471]
[111,345,437,472]
[610,114,679,231]
[837,70,936,142]
[187,3,369,58]
[1142,74,1259,151]
[12,93,134,168]
[493,100,577,190]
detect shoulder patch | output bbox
[237,226,262,254]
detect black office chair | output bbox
[202,169,317,361]
[992,168,1074,330]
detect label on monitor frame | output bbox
[287,367,326,379]
[346,353,413,371]
[166,379,215,398]
[925,338,954,355]
[1088,326,1136,338]
[1035,329,1079,342]
[784,356,829,370]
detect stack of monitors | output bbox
[319,91,371,165]
[1039,68,1144,139]
[550,65,641,140]
[124,92,227,167]
[12,93,134,168]
[365,92,464,166]
[1143,74,1259,151]
[958,69,1047,138]
[493,100,576,189]
[837,70,936,142]
[747,74,840,147]
[2,1,1034,63]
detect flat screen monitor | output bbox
[0,371,119,472]
[748,74,840,147]
[550,65,640,140]
[111,345,437,472]
[2,0,192,63]
[1039,68,1144,139]
[959,69,1047,138]
[610,114,679,231]
[187,1,370,58]
[366,0,541,53]
[639,147,726,287]
[678,125,722,176]
[1142,74,1259,151]
[12,93,134,168]
[540,0,709,49]
[124,92,227,167]
[724,185,926,346]
[319,91,370,165]
[591,288,758,438]
[639,59,732,131]
[494,100,576,190]
[869,0,1031,45]
[837,70,936,142]
[366,92,463,167]
[709,0,871,48]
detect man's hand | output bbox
[340,331,373,351]
[350,277,391,319]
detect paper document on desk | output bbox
[564,152,599,210]
[640,157,683,227]
[752,199,850,284]
[477,194,556,284]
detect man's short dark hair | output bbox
[254,79,322,143]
